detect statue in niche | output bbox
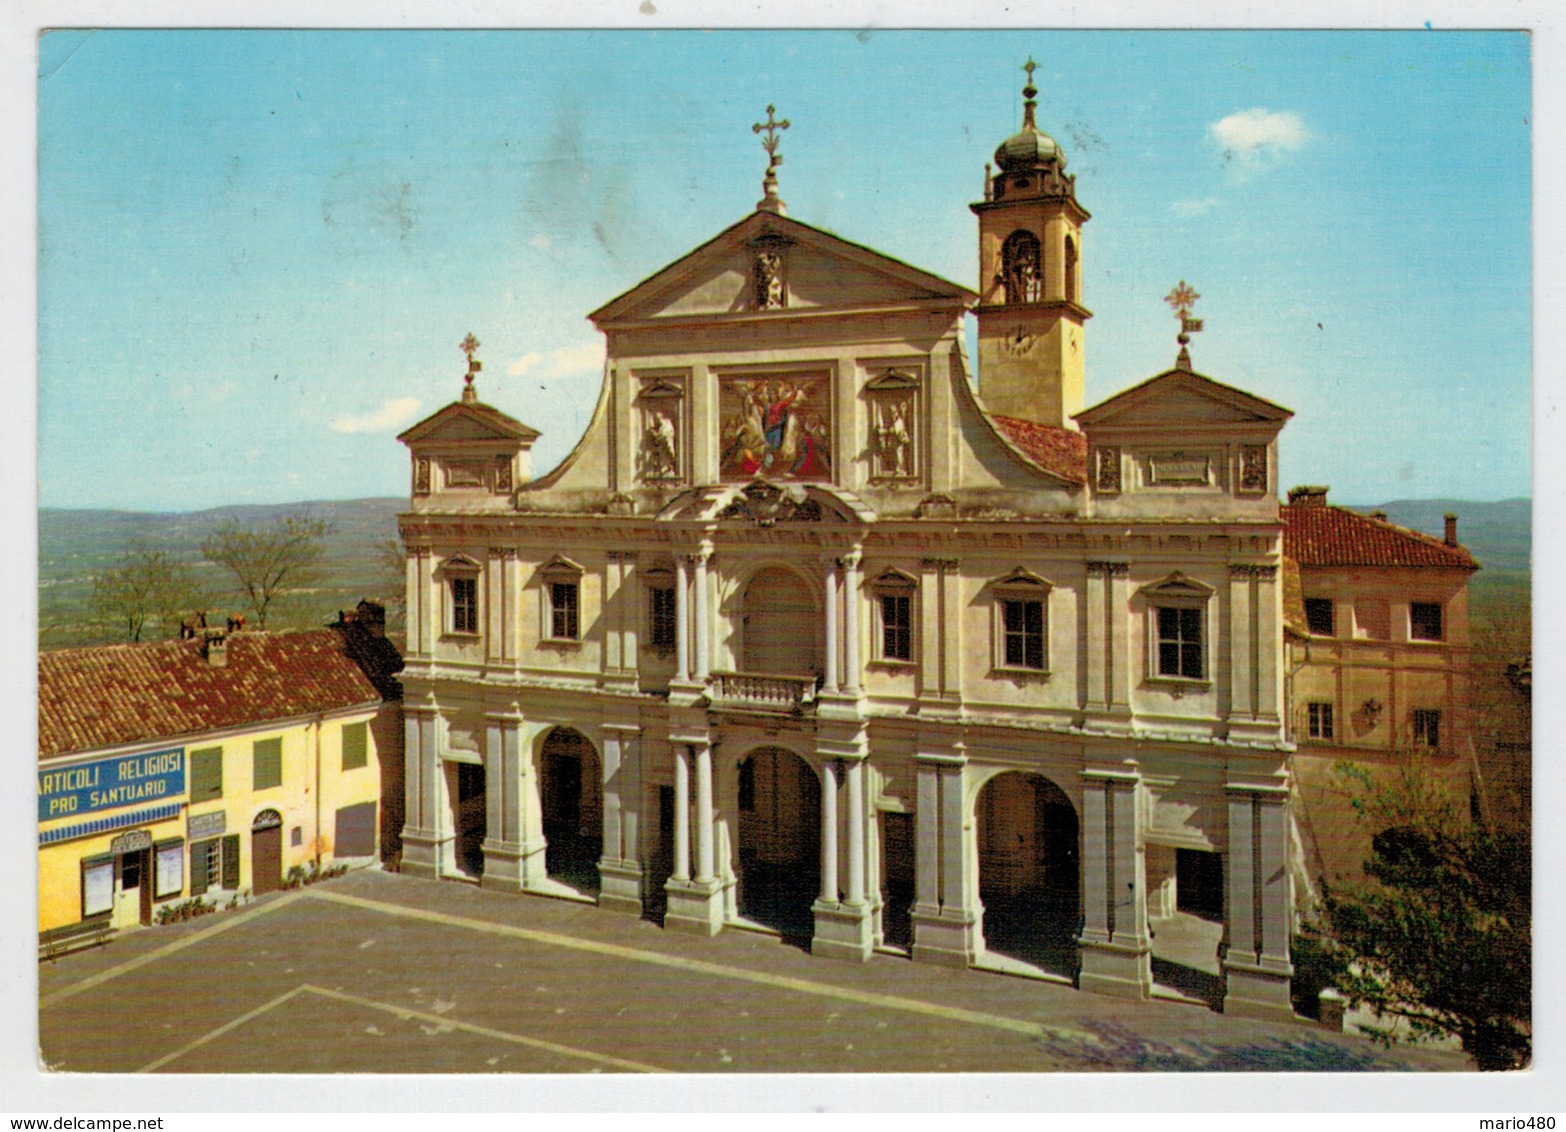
[643,412,679,480]
[874,398,913,477]
[1239,444,1267,492]
[755,250,786,309]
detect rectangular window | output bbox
[82,857,114,918]
[550,581,580,640]
[190,747,223,803]
[154,839,184,900]
[1308,702,1334,739]
[1156,606,1204,679]
[881,594,913,661]
[451,576,479,634]
[1002,599,1046,670]
[1412,708,1442,749]
[1410,601,1444,641]
[252,737,282,791]
[342,721,369,771]
[1304,597,1335,636]
[649,586,677,651]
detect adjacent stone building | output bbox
[395,74,1307,1019]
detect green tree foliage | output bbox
[90,545,205,643]
[1313,756,1530,1070]
[200,514,333,629]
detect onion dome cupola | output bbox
[970,58,1092,430]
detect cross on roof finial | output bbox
[1021,57,1039,127]
[1164,282,1204,370]
[459,332,482,398]
[752,104,791,214]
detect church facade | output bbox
[396,76,1300,1019]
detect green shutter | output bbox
[341,722,368,771]
[190,748,223,802]
[190,842,209,896]
[221,835,240,890]
[253,737,282,790]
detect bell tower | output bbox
[971,59,1091,428]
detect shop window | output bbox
[81,856,114,919]
[342,721,369,771]
[154,839,184,900]
[870,569,918,664]
[190,835,239,897]
[1412,708,1442,749]
[1308,702,1334,739]
[190,747,223,803]
[252,737,282,791]
[1304,597,1335,636]
[987,568,1052,675]
[334,801,377,858]
[1410,601,1444,641]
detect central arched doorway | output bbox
[741,567,821,677]
[975,771,1079,977]
[540,728,602,894]
[736,746,821,942]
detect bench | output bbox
[38,918,113,962]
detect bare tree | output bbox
[201,514,333,629]
[91,545,205,643]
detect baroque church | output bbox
[395,71,1306,1020]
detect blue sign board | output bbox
[39,748,185,822]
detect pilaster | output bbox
[399,702,441,878]
[910,745,977,967]
[597,722,645,914]
[480,707,526,892]
[1077,768,1151,999]
[1222,783,1295,1021]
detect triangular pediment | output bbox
[590,211,977,325]
[398,400,541,447]
[1075,368,1293,429]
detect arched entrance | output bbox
[736,746,821,942]
[741,567,821,677]
[975,772,1079,976]
[251,809,284,896]
[540,728,602,893]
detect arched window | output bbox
[1001,230,1043,304]
[1064,235,1078,303]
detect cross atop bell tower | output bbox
[969,59,1092,429]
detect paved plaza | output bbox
[38,870,1469,1074]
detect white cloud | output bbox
[1172,197,1222,218]
[528,233,552,251]
[507,342,606,381]
[330,396,422,434]
[1209,108,1310,164]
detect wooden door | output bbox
[252,825,282,895]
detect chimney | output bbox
[1370,510,1388,521]
[202,627,228,668]
[1444,511,1459,546]
[1287,485,1330,507]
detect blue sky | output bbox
[37,29,1532,510]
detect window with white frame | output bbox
[987,568,1052,674]
[539,556,585,643]
[439,555,483,636]
[1142,573,1214,684]
[870,569,918,664]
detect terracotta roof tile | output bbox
[1282,502,1480,570]
[989,415,1088,483]
[39,630,382,760]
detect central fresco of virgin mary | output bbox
[718,375,832,482]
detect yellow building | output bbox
[38,623,400,942]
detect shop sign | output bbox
[188,810,227,839]
[109,829,153,854]
[38,748,185,821]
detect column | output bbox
[938,762,966,917]
[823,560,840,694]
[1077,768,1151,1000]
[694,742,715,884]
[846,757,866,906]
[910,749,976,968]
[600,724,648,913]
[842,551,862,694]
[1222,784,1295,1020]
[601,731,623,859]
[674,554,690,682]
[818,759,839,905]
[480,710,525,892]
[399,705,441,878]
[671,744,691,882]
[913,761,940,913]
[693,548,711,681]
